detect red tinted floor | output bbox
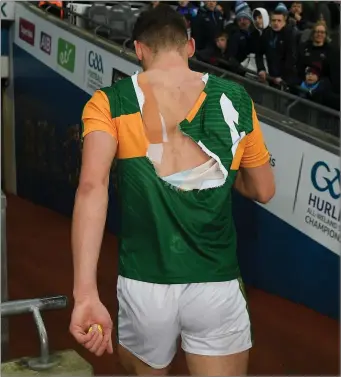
[4,194,340,375]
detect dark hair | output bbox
[253,10,261,19]
[215,31,228,40]
[132,4,188,53]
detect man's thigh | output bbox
[179,279,252,376]
[186,350,249,376]
[116,276,180,373]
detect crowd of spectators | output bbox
[39,0,340,111]
[155,1,340,111]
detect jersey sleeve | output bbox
[240,102,270,168]
[82,90,118,140]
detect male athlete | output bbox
[69,5,275,376]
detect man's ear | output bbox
[134,41,143,60]
[187,37,195,58]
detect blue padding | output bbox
[233,191,339,320]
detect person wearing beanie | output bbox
[300,64,322,93]
[275,2,289,17]
[225,3,259,76]
[295,63,335,108]
[234,1,249,15]
[235,3,253,27]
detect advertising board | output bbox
[19,18,35,46]
[85,49,104,92]
[14,4,141,96]
[260,123,340,255]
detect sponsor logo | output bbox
[305,161,340,242]
[57,38,76,73]
[311,161,340,200]
[1,2,8,18]
[40,32,52,55]
[1,2,15,20]
[85,50,104,92]
[88,51,103,73]
[19,18,35,46]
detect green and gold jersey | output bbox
[82,73,269,284]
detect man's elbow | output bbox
[256,182,276,204]
[76,177,109,197]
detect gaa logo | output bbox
[88,51,103,73]
[311,161,340,200]
[40,32,51,55]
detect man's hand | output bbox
[294,12,301,21]
[273,77,283,85]
[258,71,267,82]
[69,297,114,356]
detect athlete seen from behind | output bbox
[69,4,275,376]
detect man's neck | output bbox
[147,51,188,71]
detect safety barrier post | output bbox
[1,296,93,376]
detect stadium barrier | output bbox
[1,296,93,376]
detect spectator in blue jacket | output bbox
[191,1,224,50]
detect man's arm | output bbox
[72,90,118,302]
[255,32,266,75]
[233,103,275,204]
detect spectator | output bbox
[275,2,299,39]
[296,21,332,82]
[225,2,255,75]
[191,1,224,50]
[196,31,229,67]
[297,65,337,109]
[299,64,324,97]
[215,30,228,57]
[252,7,270,35]
[176,1,198,22]
[216,2,232,28]
[249,7,270,74]
[274,2,289,19]
[288,1,308,31]
[151,1,160,8]
[256,9,297,87]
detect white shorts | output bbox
[116,276,252,369]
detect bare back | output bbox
[138,68,211,177]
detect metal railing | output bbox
[188,58,340,136]
[29,2,340,137]
[1,295,68,371]
[1,191,8,361]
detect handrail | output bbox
[215,57,327,100]
[40,2,340,119]
[1,295,68,371]
[191,57,341,117]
